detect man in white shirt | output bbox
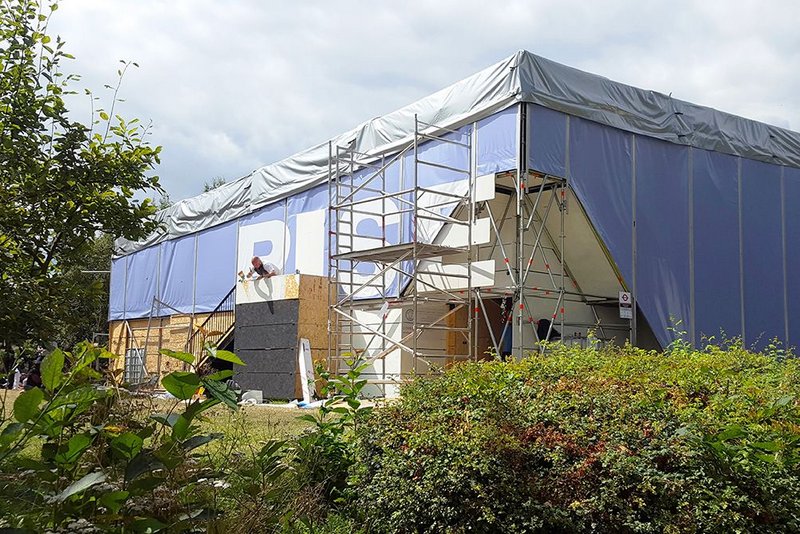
[247,256,280,280]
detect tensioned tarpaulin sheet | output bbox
[116,50,800,256]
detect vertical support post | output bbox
[348,147,355,372]
[631,134,638,347]
[738,157,746,344]
[516,103,527,357]
[781,165,789,345]
[559,182,566,335]
[189,233,199,351]
[412,115,419,374]
[469,123,476,362]
[688,147,696,347]
[327,141,334,372]
[563,115,571,339]
[381,154,387,393]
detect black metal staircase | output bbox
[185,285,236,358]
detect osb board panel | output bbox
[308,348,327,367]
[298,275,331,358]
[297,320,327,354]
[108,321,128,370]
[297,275,329,303]
[108,312,214,378]
[447,307,469,356]
[236,274,300,305]
[476,299,505,360]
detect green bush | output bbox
[0,342,244,532]
[352,342,800,533]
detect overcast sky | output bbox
[49,0,800,202]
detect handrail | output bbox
[185,285,236,359]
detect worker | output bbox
[536,318,561,342]
[247,256,280,280]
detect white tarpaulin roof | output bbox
[117,50,800,256]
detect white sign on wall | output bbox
[294,209,326,276]
[298,338,315,404]
[237,219,288,276]
[619,291,633,319]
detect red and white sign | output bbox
[619,291,633,319]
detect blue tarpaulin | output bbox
[692,149,741,341]
[109,61,800,355]
[634,136,690,347]
[741,159,785,350]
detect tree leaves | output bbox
[160,348,194,365]
[212,349,245,367]
[182,434,220,452]
[125,452,165,482]
[206,369,233,381]
[41,348,65,391]
[161,372,200,400]
[202,377,238,410]
[0,1,163,350]
[55,433,94,465]
[99,490,129,514]
[111,432,144,460]
[13,386,44,422]
[58,471,106,502]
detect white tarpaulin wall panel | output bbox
[124,246,159,319]
[286,184,329,276]
[741,159,785,351]
[416,259,495,293]
[785,167,800,347]
[434,218,491,248]
[692,150,741,341]
[477,107,517,175]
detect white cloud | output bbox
[48,0,800,200]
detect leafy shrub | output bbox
[0,341,244,532]
[352,342,800,533]
[218,357,372,533]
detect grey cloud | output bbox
[49,0,799,201]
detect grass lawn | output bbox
[0,387,314,459]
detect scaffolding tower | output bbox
[328,117,476,392]
[328,111,631,394]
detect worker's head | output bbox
[251,256,262,269]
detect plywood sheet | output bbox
[236,274,301,304]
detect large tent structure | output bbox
[108,51,800,397]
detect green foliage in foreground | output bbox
[353,342,800,533]
[0,342,242,532]
[2,341,799,533]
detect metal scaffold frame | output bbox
[475,170,621,357]
[328,117,475,393]
[328,108,630,394]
